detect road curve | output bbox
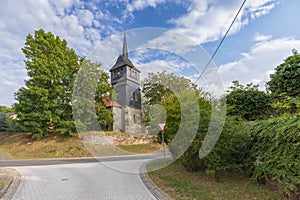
[2,155,166,200]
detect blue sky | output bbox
[1,0,300,106]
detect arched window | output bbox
[132,92,136,102]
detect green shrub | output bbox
[226,81,273,121]
[0,112,9,131]
[180,116,251,181]
[270,96,300,116]
[247,114,300,197]
[203,117,250,180]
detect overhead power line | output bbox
[194,0,247,84]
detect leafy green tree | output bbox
[0,106,19,132]
[270,96,300,116]
[14,29,80,139]
[267,50,300,116]
[267,49,300,98]
[0,112,9,131]
[142,71,199,143]
[0,106,14,113]
[226,81,272,121]
[142,71,198,106]
[73,59,114,131]
[179,96,212,172]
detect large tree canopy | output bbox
[15,29,80,139]
[267,49,300,98]
[142,71,200,144]
[142,71,198,106]
[226,81,272,121]
[72,59,114,131]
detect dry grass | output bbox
[148,161,284,200]
[79,131,124,136]
[0,133,161,159]
[0,169,9,193]
[0,133,92,160]
[0,179,8,194]
[117,143,161,154]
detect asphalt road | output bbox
[1,155,165,200]
[0,154,161,167]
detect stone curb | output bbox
[0,168,21,200]
[139,161,173,200]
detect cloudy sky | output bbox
[1,0,300,106]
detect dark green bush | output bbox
[0,112,9,131]
[247,114,300,197]
[180,116,251,181]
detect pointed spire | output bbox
[122,32,128,58]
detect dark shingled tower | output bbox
[109,33,144,133]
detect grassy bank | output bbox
[0,133,161,159]
[148,161,283,200]
[117,143,161,154]
[0,133,92,159]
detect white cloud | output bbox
[254,33,272,42]
[0,0,118,106]
[247,0,277,19]
[142,30,197,55]
[0,62,27,107]
[78,9,94,27]
[137,59,178,81]
[218,37,300,91]
[86,33,125,71]
[48,0,74,16]
[169,0,280,44]
[0,0,290,107]
[126,0,166,12]
[122,0,167,20]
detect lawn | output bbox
[148,161,284,200]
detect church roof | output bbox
[109,32,140,72]
[102,97,121,108]
[109,54,138,71]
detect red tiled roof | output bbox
[102,97,121,108]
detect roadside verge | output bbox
[0,168,21,200]
[139,161,172,200]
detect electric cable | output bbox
[194,0,247,84]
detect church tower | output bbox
[109,33,144,133]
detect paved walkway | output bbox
[10,160,156,200]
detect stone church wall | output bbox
[124,107,145,134]
[112,106,123,132]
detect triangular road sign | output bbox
[158,122,166,133]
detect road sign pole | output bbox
[158,122,166,166]
[162,131,166,166]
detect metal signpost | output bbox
[158,122,166,166]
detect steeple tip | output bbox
[122,32,128,58]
